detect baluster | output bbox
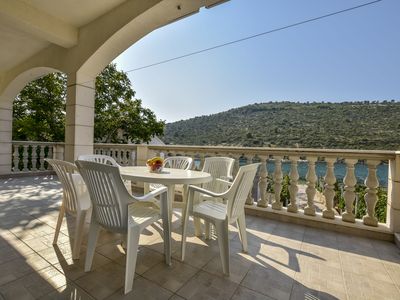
[304,157,317,216]
[39,146,46,171]
[272,156,283,210]
[363,160,380,226]
[31,145,38,171]
[342,159,358,223]
[287,156,299,213]
[22,145,29,172]
[257,156,269,207]
[12,144,19,172]
[245,156,254,205]
[232,154,241,178]
[129,150,135,166]
[322,158,336,219]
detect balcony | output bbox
[2,141,400,299]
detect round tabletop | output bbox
[120,166,212,185]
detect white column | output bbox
[342,159,358,223]
[387,152,400,232]
[0,99,13,174]
[257,156,269,207]
[65,73,95,162]
[322,158,336,219]
[363,160,380,227]
[304,157,317,216]
[271,156,283,210]
[287,156,299,213]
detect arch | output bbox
[1,66,61,101]
[77,0,207,79]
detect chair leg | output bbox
[124,225,140,294]
[181,199,191,261]
[72,210,87,260]
[53,204,65,245]
[193,217,202,237]
[214,219,230,275]
[205,221,212,240]
[84,221,100,272]
[237,213,248,253]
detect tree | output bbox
[13,73,66,141]
[13,63,164,143]
[94,64,164,143]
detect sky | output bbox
[113,0,400,123]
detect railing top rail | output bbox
[93,143,138,149]
[12,141,64,146]
[147,144,397,160]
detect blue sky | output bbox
[114,0,400,123]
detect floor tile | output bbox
[177,270,238,300]
[142,259,199,292]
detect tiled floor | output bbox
[1,175,400,299]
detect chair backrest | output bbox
[201,157,235,193]
[76,160,131,233]
[163,156,193,170]
[77,154,119,166]
[226,163,260,221]
[46,159,82,214]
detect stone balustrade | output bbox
[93,143,137,166]
[9,142,400,238]
[143,144,400,236]
[11,141,64,173]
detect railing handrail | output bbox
[12,140,65,146]
[94,143,138,149]
[147,144,396,160]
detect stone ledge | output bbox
[245,204,393,242]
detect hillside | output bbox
[164,101,400,150]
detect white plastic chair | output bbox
[149,156,193,210]
[198,157,235,237]
[76,160,167,294]
[181,163,260,275]
[201,157,235,194]
[77,154,120,166]
[46,159,91,260]
[78,154,132,193]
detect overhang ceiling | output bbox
[0,0,126,72]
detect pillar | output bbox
[0,98,13,174]
[387,152,400,232]
[65,73,95,162]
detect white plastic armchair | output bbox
[201,157,235,194]
[78,154,132,193]
[163,156,193,170]
[76,160,167,294]
[197,157,235,238]
[77,154,119,166]
[46,159,91,260]
[181,163,260,275]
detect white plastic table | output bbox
[120,166,212,265]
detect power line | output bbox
[125,0,383,73]
[78,0,383,87]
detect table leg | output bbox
[160,185,174,266]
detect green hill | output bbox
[164,101,400,150]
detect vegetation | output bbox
[164,101,400,150]
[13,63,164,143]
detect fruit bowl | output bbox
[146,157,164,173]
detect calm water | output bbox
[194,160,389,187]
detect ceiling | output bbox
[0,0,126,72]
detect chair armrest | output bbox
[216,178,232,187]
[133,186,167,202]
[188,185,226,198]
